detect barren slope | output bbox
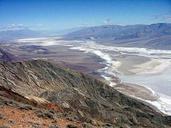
[0,60,170,128]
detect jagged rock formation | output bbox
[0,60,171,128]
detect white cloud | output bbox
[104,18,113,25]
[0,23,28,31]
[152,13,171,22]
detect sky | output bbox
[0,0,171,30]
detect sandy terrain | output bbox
[0,106,79,128]
[114,83,159,101]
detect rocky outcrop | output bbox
[0,60,170,127]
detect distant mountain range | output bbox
[1,23,171,49]
[0,28,41,41]
[0,25,84,41]
[65,23,171,49]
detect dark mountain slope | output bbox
[65,23,171,49]
[0,60,170,127]
[0,48,19,62]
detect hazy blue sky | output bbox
[0,0,171,30]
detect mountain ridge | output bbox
[64,23,171,50]
[0,60,171,127]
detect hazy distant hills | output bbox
[0,25,84,41]
[0,28,41,41]
[65,23,171,49]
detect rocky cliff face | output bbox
[0,60,170,128]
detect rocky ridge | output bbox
[0,60,171,128]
